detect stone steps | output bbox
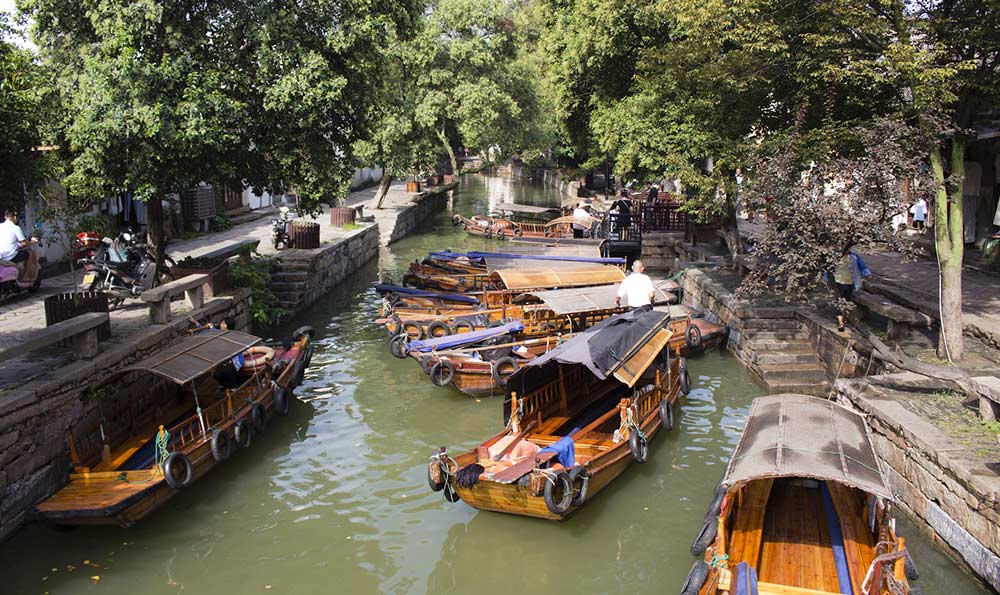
[756,362,830,382]
[761,377,832,397]
[741,318,802,330]
[753,350,824,365]
[642,257,675,270]
[743,330,809,342]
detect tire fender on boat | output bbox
[289,360,305,388]
[543,471,573,515]
[162,452,194,489]
[629,430,648,463]
[690,517,718,556]
[273,384,290,416]
[387,315,403,338]
[680,560,710,595]
[704,483,726,522]
[491,356,519,387]
[210,430,232,463]
[453,320,475,334]
[389,334,408,359]
[568,466,589,507]
[251,402,267,434]
[427,320,453,338]
[685,323,703,349]
[452,214,462,226]
[430,360,456,387]
[292,325,315,340]
[497,228,507,240]
[659,398,674,431]
[419,356,434,375]
[402,321,425,341]
[679,358,691,395]
[234,419,253,448]
[428,461,446,492]
[443,484,461,502]
[904,548,920,581]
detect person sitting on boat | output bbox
[572,202,591,238]
[187,316,235,334]
[615,260,656,310]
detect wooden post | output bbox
[510,393,520,433]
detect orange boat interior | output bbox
[723,478,879,594]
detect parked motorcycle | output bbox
[80,231,173,308]
[272,206,292,250]
[0,240,41,298]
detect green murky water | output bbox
[0,175,989,594]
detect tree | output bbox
[0,13,49,214]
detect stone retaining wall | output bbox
[0,289,253,542]
[271,222,380,313]
[498,162,585,206]
[836,374,1000,591]
[385,185,454,245]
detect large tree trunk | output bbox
[146,196,167,270]
[438,127,459,176]
[929,139,966,362]
[374,169,393,210]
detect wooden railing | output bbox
[641,202,687,232]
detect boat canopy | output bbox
[512,284,670,315]
[494,202,561,216]
[373,283,480,304]
[430,250,624,267]
[503,310,675,422]
[103,330,261,386]
[406,321,525,352]
[490,265,625,291]
[722,394,893,499]
[545,214,597,227]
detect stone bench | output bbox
[141,274,209,324]
[852,289,934,339]
[194,238,260,263]
[972,376,1000,422]
[0,312,109,360]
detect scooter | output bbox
[272,206,292,250]
[81,231,172,308]
[0,240,41,297]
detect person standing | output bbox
[909,198,928,233]
[615,260,656,310]
[646,183,659,205]
[826,245,872,332]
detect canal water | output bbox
[0,175,989,594]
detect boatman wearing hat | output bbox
[615,260,656,310]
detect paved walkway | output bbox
[0,181,428,389]
[737,219,1000,347]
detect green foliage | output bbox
[228,254,287,327]
[209,214,233,232]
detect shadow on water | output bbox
[0,175,990,595]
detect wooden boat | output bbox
[683,394,920,595]
[427,309,690,520]
[34,327,315,527]
[684,317,730,354]
[494,202,562,222]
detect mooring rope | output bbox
[119,426,170,484]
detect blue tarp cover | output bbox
[538,436,575,468]
[373,283,480,304]
[428,251,624,266]
[406,321,524,352]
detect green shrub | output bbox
[229,253,287,327]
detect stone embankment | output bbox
[837,374,1000,591]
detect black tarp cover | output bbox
[502,309,670,424]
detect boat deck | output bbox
[35,471,159,520]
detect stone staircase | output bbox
[270,256,312,312]
[640,232,683,271]
[738,318,832,396]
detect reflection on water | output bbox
[0,175,989,595]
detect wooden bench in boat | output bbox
[0,312,108,360]
[141,274,209,324]
[851,289,932,339]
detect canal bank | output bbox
[0,175,988,595]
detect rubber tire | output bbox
[303,343,315,367]
[235,419,252,448]
[686,324,703,349]
[389,335,408,359]
[430,360,456,387]
[28,275,41,293]
[659,399,674,431]
[629,430,649,463]
[402,321,425,341]
[543,471,573,515]
[428,463,446,492]
[568,466,589,507]
[419,356,434,375]
[491,356,519,387]
[680,560,710,595]
[513,227,523,237]
[427,320,453,338]
[679,360,691,395]
[274,385,290,416]
[290,361,305,388]
[444,486,461,502]
[162,452,194,489]
[452,214,462,226]
[453,320,475,334]
[690,518,718,556]
[704,483,726,522]
[484,228,492,239]
[293,325,315,340]
[210,430,232,463]
[497,229,506,240]
[904,548,920,581]
[387,316,403,338]
[251,402,267,434]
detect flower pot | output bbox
[330,207,357,228]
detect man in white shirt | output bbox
[909,199,927,233]
[615,260,656,309]
[0,209,29,263]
